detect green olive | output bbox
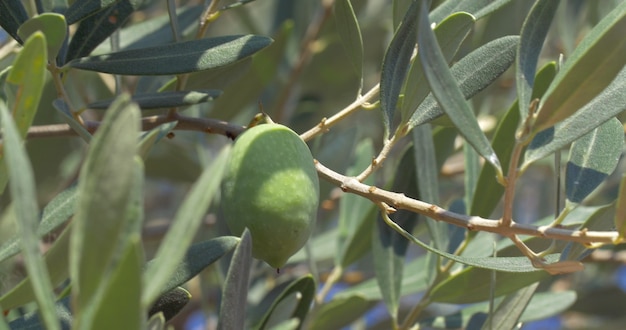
[221,123,319,268]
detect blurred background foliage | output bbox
[1,0,626,329]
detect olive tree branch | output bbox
[314,159,621,246]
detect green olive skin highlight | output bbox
[221,123,319,268]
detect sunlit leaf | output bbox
[533,1,626,132]
[565,118,623,204]
[17,13,68,62]
[334,0,363,88]
[416,0,501,177]
[68,35,272,75]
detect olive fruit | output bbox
[221,123,319,268]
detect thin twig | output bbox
[315,160,620,245]
[300,83,380,141]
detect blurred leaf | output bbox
[308,295,373,330]
[68,35,273,75]
[0,102,60,329]
[89,90,222,110]
[17,13,68,62]
[408,36,518,128]
[148,287,191,322]
[197,22,292,120]
[88,236,143,330]
[145,237,240,296]
[560,203,614,261]
[5,31,47,136]
[417,0,501,176]
[0,0,29,43]
[217,229,252,330]
[400,12,474,127]
[413,124,448,251]
[254,275,316,330]
[53,98,93,142]
[64,0,118,24]
[615,175,626,239]
[70,95,139,318]
[264,293,300,329]
[380,0,420,137]
[429,265,548,304]
[426,290,576,328]
[0,226,70,311]
[471,62,556,218]
[334,0,363,88]
[147,313,166,330]
[337,139,376,267]
[6,298,72,329]
[138,121,178,160]
[429,0,514,22]
[565,118,623,204]
[516,0,559,120]
[142,146,230,307]
[523,67,626,168]
[94,5,202,54]
[533,1,626,132]
[480,283,539,330]
[65,0,144,62]
[337,255,428,301]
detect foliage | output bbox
[0,0,625,329]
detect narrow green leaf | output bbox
[264,293,300,329]
[308,295,373,330]
[5,32,46,139]
[17,13,68,62]
[68,35,273,75]
[334,0,363,88]
[379,207,562,272]
[417,0,502,176]
[408,36,518,128]
[0,0,29,43]
[380,0,420,137]
[430,266,548,304]
[0,102,60,329]
[471,62,556,218]
[615,174,626,239]
[480,283,539,330]
[65,0,143,62]
[87,236,143,330]
[565,118,623,204]
[429,0,514,22]
[70,94,140,314]
[138,121,177,160]
[412,124,447,250]
[523,67,626,168]
[144,237,240,296]
[0,226,71,311]
[337,139,375,267]
[217,229,252,330]
[400,12,474,127]
[64,0,119,25]
[53,98,93,142]
[0,186,75,263]
[142,146,230,307]
[516,0,559,120]
[372,147,420,321]
[533,1,626,132]
[254,275,316,330]
[89,90,222,110]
